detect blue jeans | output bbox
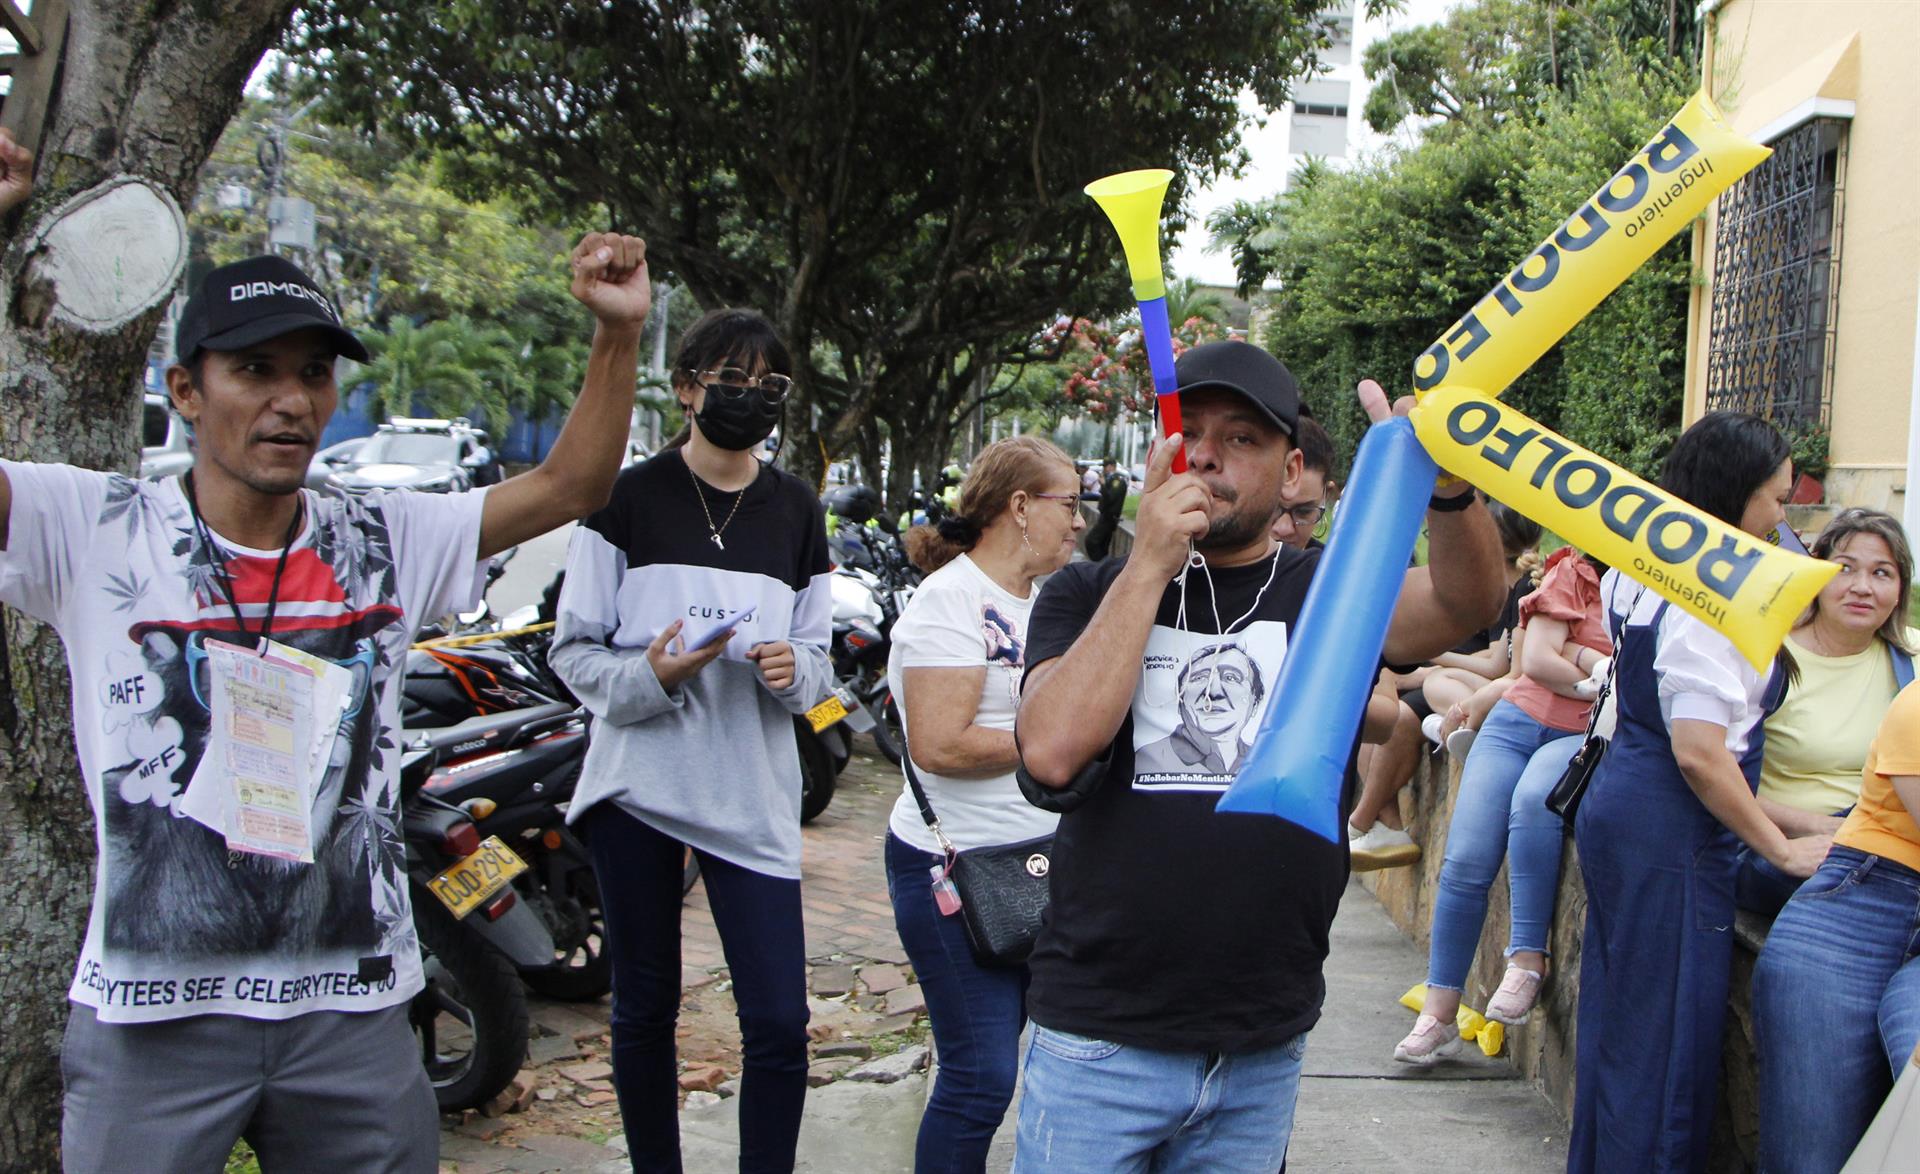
[1735,806,1849,916]
[1426,699,1581,992]
[1013,1024,1308,1172]
[1751,846,1920,1174]
[885,833,1030,1174]
[583,803,810,1174]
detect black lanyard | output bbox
[183,472,303,650]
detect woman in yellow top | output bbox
[1751,678,1920,1173]
[1739,509,1915,914]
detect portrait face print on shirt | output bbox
[1178,644,1259,739]
[1131,620,1289,792]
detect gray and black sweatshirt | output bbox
[549,450,833,879]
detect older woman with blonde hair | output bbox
[886,435,1083,1172]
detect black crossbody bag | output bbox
[1544,610,1626,825]
[1542,683,1610,825]
[902,738,1052,968]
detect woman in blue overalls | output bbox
[1568,413,1835,1173]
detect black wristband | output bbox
[1428,489,1475,513]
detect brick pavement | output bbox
[675,737,907,974]
[440,737,916,1171]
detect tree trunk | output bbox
[0,3,299,1166]
[883,424,919,517]
[854,421,884,496]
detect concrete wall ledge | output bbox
[1361,753,1767,1172]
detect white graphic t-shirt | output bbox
[887,554,1057,854]
[0,461,487,1023]
[1129,622,1289,792]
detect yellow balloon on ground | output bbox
[1413,90,1770,398]
[1409,387,1839,670]
[1084,169,1174,301]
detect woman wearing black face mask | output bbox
[549,308,832,1173]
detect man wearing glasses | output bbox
[1271,414,1335,551]
[0,137,653,1174]
[1013,344,1505,1170]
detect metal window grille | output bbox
[1704,118,1847,430]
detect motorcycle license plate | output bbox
[806,694,850,733]
[427,836,528,919]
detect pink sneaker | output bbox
[1485,965,1544,1025]
[1392,1013,1462,1066]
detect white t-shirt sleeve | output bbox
[894,578,988,668]
[0,459,112,625]
[374,486,491,624]
[1656,608,1756,733]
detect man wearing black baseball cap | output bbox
[1,142,654,1174]
[1010,340,1507,1169]
[176,254,373,363]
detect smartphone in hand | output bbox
[682,605,757,652]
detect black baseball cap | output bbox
[175,255,368,364]
[1174,340,1299,439]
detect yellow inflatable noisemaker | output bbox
[1412,91,1769,398]
[1411,388,1838,670]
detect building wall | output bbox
[1687,0,1919,523]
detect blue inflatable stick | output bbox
[1216,416,1437,840]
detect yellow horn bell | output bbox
[1085,169,1174,302]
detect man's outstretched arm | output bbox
[1361,379,1506,665]
[476,233,652,559]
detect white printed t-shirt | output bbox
[886,554,1058,854]
[0,461,487,1023]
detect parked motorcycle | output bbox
[403,753,540,1112]
[829,567,904,766]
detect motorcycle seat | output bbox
[406,702,577,760]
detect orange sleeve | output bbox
[1877,681,1920,779]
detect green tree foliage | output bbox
[356,316,515,435]
[1216,4,1697,479]
[1048,302,1231,424]
[191,97,597,433]
[284,0,1342,493]
[1361,0,1699,135]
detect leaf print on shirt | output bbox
[102,568,150,613]
[99,476,145,541]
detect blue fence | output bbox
[315,385,568,464]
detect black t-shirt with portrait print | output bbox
[1020,547,1354,1054]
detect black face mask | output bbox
[692,388,783,452]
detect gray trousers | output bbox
[61,1001,438,1174]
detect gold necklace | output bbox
[686,455,754,550]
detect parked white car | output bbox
[138,393,193,481]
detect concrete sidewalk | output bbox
[1288,881,1569,1172]
[675,880,1568,1172]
